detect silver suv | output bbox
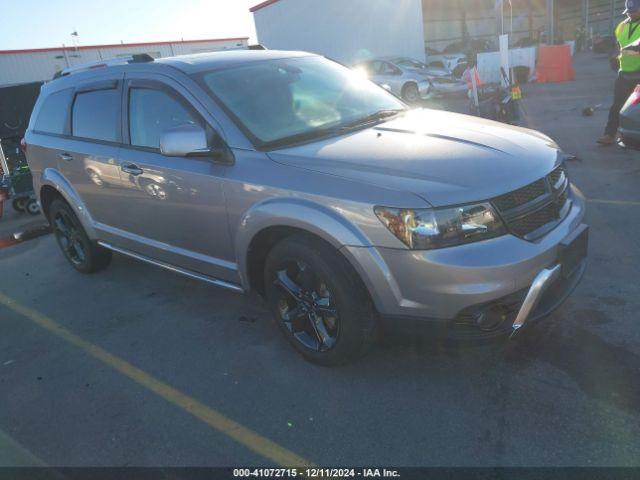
[26,50,588,365]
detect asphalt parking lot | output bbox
[1,52,639,467]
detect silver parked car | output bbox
[383,56,468,95]
[26,50,588,365]
[352,58,432,102]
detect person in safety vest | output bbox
[598,0,640,145]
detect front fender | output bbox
[39,168,98,239]
[235,197,371,289]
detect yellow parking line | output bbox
[0,291,312,467]
[587,198,640,206]
[0,429,46,466]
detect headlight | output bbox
[374,203,506,249]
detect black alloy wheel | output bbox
[52,207,87,266]
[273,259,340,352]
[48,199,111,273]
[264,233,378,366]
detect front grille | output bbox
[548,164,567,190]
[493,178,548,211]
[509,201,560,237]
[492,164,571,240]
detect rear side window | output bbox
[72,89,120,142]
[128,88,199,149]
[34,89,73,134]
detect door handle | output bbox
[121,163,144,176]
[58,153,73,162]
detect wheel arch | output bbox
[401,80,419,96]
[237,198,371,295]
[39,168,98,239]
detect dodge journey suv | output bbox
[25,50,588,365]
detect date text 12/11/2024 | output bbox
[233,468,401,478]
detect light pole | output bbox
[547,0,555,45]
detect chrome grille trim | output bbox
[492,164,571,241]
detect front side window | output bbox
[196,56,405,149]
[72,89,120,142]
[34,88,73,135]
[129,88,199,149]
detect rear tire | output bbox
[264,233,378,366]
[26,199,41,215]
[402,83,421,103]
[48,199,111,273]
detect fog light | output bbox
[474,304,511,331]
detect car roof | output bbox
[156,49,315,74]
[43,49,317,92]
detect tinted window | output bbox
[34,89,72,134]
[129,88,199,149]
[72,89,120,142]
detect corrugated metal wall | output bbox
[253,0,426,64]
[423,0,602,52]
[0,38,248,87]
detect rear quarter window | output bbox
[33,88,73,134]
[72,88,120,142]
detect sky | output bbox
[0,0,258,50]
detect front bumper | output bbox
[341,185,587,335]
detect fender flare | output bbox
[235,197,371,289]
[39,168,98,239]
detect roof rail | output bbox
[248,44,267,50]
[53,53,154,79]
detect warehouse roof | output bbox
[0,37,249,55]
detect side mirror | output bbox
[160,124,232,163]
[160,124,210,157]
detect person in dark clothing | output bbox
[598,0,640,145]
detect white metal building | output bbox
[0,37,249,87]
[251,0,426,65]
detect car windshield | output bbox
[195,56,406,149]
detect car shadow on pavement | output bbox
[504,315,640,416]
[371,310,640,416]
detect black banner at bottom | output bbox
[0,467,639,480]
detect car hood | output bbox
[267,109,563,207]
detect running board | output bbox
[98,241,244,293]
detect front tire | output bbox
[48,199,111,273]
[264,234,377,366]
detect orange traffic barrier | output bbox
[536,44,575,83]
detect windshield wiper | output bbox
[338,109,406,131]
[261,110,406,150]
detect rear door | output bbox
[58,74,124,228]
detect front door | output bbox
[104,74,236,283]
